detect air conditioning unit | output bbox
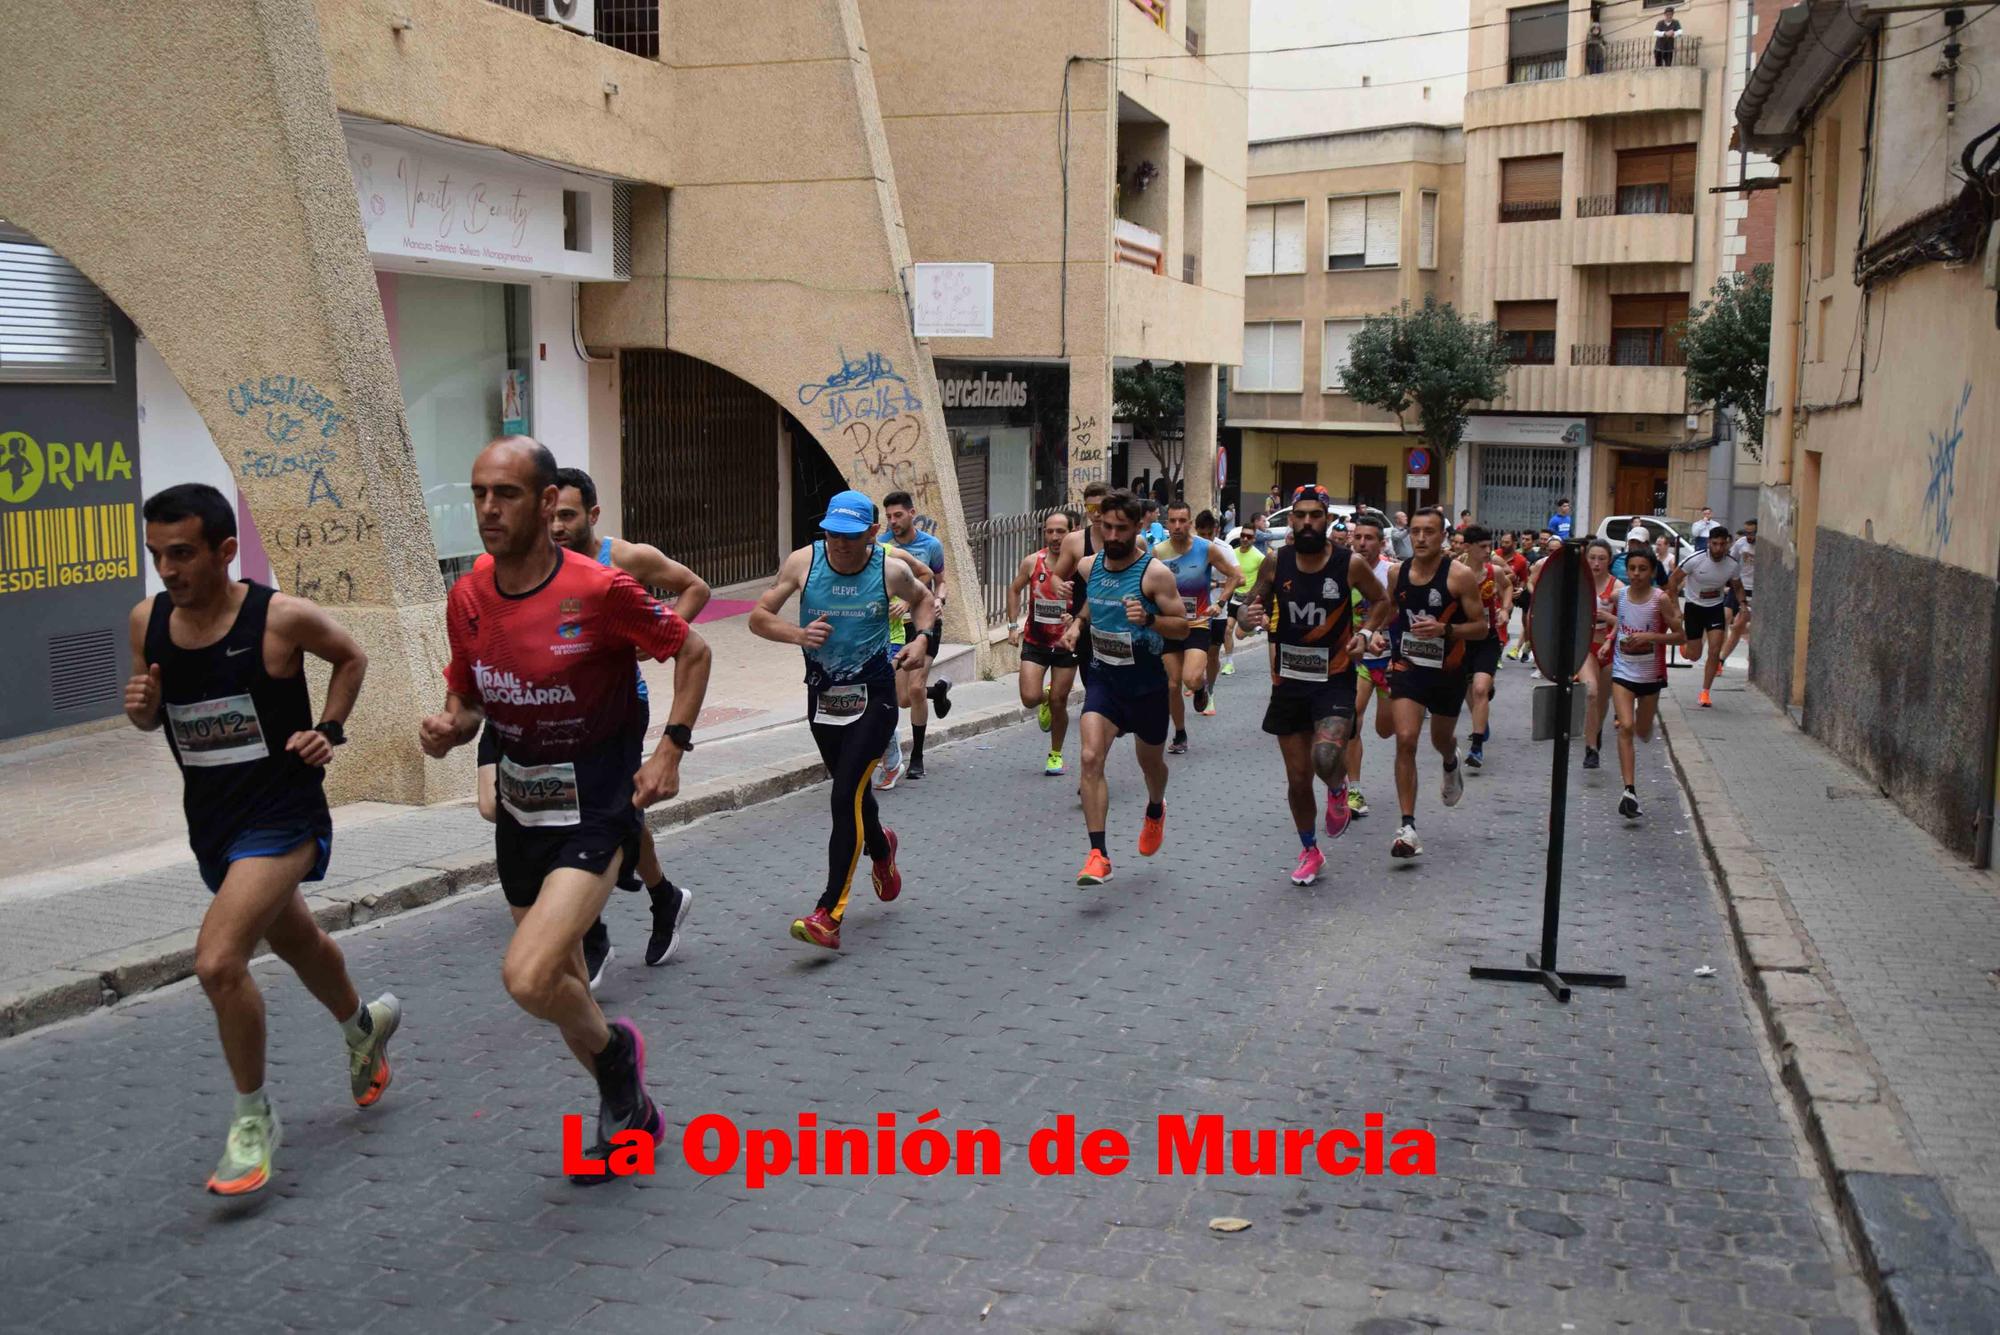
[535,0,594,36]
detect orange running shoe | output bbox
[1077,849,1113,885]
[1699,690,1712,708]
[1138,805,1166,857]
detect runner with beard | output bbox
[1237,488,1393,883]
[1006,509,1078,776]
[1386,507,1488,859]
[1342,511,1397,820]
[1058,493,1188,885]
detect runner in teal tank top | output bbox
[1150,500,1241,750]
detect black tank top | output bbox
[1269,547,1354,682]
[145,582,326,860]
[1392,557,1467,674]
[1068,525,1097,616]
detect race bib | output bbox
[166,694,267,768]
[1278,644,1330,682]
[1401,634,1446,669]
[1181,596,1199,618]
[813,683,868,727]
[1031,597,1065,626]
[1091,629,1135,667]
[497,755,581,828]
[1619,636,1646,656]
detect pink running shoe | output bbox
[1291,845,1326,886]
[1326,782,1354,840]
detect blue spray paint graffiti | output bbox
[797,349,923,429]
[1922,382,1970,552]
[801,348,947,524]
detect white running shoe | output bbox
[1442,752,1465,807]
[1391,824,1423,859]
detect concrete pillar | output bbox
[1182,363,1218,516]
[1066,356,1113,502]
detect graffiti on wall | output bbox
[1067,413,1104,496]
[227,373,373,605]
[1921,382,1971,554]
[803,350,946,529]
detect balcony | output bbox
[1501,362,1686,415]
[1590,36,1701,74]
[485,0,659,58]
[1468,46,1704,131]
[1573,341,1686,369]
[1570,198,1696,265]
[1115,218,1165,276]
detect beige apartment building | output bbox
[0,0,1244,798]
[1458,0,1742,533]
[1736,1,2000,862]
[1230,126,1466,513]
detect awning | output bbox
[1735,2,1879,158]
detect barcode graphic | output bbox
[0,503,139,585]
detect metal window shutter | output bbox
[1327,197,1366,259]
[1616,150,1673,188]
[1271,202,1307,273]
[1497,301,1557,332]
[1419,192,1439,269]
[1364,194,1400,267]
[1668,148,1698,200]
[1509,1,1568,60]
[1500,156,1563,208]
[1322,319,1362,388]
[1270,323,1303,390]
[1611,294,1669,328]
[1239,323,1272,389]
[1244,205,1275,275]
[0,227,112,383]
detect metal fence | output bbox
[1572,341,1687,368]
[484,0,657,59]
[1576,191,1695,218]
[966,506,1064,627]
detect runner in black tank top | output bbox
[1383,509,1489,860]
[127,483,398,1198]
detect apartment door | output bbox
[1352,465,1388,513]
[1614,451,1670,514]
[1278,460,1317,501]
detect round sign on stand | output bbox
[1529,543,1596,680]
[1215,446,1228,493]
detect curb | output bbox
[1658,689,2000,1335]
[0,695,1044,1041]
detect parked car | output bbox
[1252,502,1359,547]
[1594,514,1697,569]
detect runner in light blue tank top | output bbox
[801,540,896,689]
[1086,552,1166,694]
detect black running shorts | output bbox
[1082,677,1170,746]
[1683,600,1728,637]
[1389,666,1470,718]
[1612,676,1666,698]
[1161,626,1213,656]
[1465,637,1503,678]
[1021,640,1079,670]
[496,811,641,909]
[1261,674,1356,737]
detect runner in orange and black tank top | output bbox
[1390,557,1468,677]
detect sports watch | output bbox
[314,720,347,746]
[661,723,695,753]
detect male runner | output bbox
[1225,519,1267,675]
[475,467,706,976]
[129,483,398,1197]
[749,490,935,950]
[1457,525,1513,769]
[1153,500,1241,750]
[1238,487,1392,884]
[1006,509,1078,775]
[421,436,711,1184]
[1668,526,1744,707]
[1721,518,1757,662]
[1197,510,1229,697]
[1500,533,1532,661]
[1608,548,1685,818]
[1386,507,1488,858]
[1343,511,1398,819]
[1058,492,1188,885]
[1140,498,1168,547]
[877,491,952,781]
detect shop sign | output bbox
[939,370,1030,411]
[1462,416,1587,448]
[0,428,140,597]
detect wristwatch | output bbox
[661,723,695,753]
[314,720,347,746]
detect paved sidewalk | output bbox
[1660,658,2000,1329]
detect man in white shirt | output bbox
[1721,518,1757,662]
[1668,527,1745,708]
[1690,507,1719,542]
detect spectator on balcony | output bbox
[1585,23,1606,75]
[1654,8,1682,67]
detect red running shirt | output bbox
[1024,550,1069,648]
[1476,560,1509,647]
[445,548,687,769]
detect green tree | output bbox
[1677,263,1773,459]
[1113,360,1187,490]
[1340,295,1509,465]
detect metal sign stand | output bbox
[1470,542,1627,1003]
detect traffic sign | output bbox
[1215,445,1228,492]
[1528,542,1596,680]
[1406,446,1431,475]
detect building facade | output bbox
[1229,126,1467,513]
[1737,1,2000,862]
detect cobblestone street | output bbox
[0,672,1873,1334]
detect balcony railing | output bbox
[1129,0,1168,29]
[1115,218,1166,276]
[1572,341,1687,368]
[486,0,658,59]
[1500,200,1562,223]
[1509,54,1568,84]
[1587,35,1702,73]
[1577,191,1696,218]
[1504,334,1557,366]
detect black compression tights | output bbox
[809,694,897,918]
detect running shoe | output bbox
[346,992,401,1108]
[1347,787,1371,818]
[1291,846,1326,886]
[1391,824,1423,859]
[571,1018,665,1188]
[1044,751,1065,777]
[207,1102,282,1197]
[790,907,841,950]
[872,829,901,902]
[874,759,904,791]
[1198,693,1217,718]
[583,919,613,993]
[1220,659,1236,676]
[1077,849,1113,885]
[1619,789,1642,820]
[1167,735,1189,756]
[1138,805,1166,857]
[1699,690,1712,708]
[906,757,926,781]
[927,679,953,718]
[1325,783,1353,840]
[1037,701,1052,733]
[1441,752,1465,808]
[1582,747,1601,770]
[1464,745,1484,770]
[644,883,694,967]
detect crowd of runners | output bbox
[125,441,1752,1196]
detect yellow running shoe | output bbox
[206,1102,282,1196]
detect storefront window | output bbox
[380,273,532,560]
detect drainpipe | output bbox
[1768,151,1806,487]
[1978,540,2000,867]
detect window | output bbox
[1237,322,1304,392]
[1327,193,1399,269]
[1245,201,1306,276]
[1612,145,1697,215]
[1499,155,1564,223]
[1508,1,1568,83]
[1419,191,1440,270]
[1609,293,1690,366]
[1322,319,1364,389]
[1497,301,1557,365]
[0,224,113,383]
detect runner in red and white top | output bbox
[1006,510,1079,776]
[1606,545,1683,821]
[420,436,713,1187]
[1579,539,1623,773]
